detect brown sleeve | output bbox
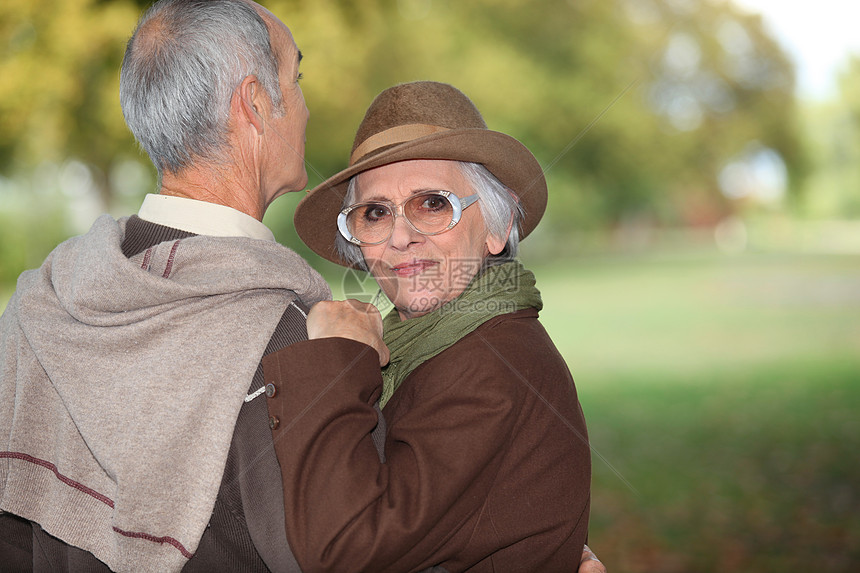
[262,337,521,573]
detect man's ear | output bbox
[234,75,265,134]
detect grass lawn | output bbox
[531,251,860,572]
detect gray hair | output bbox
[335,161,524,270]
[120,0,283,177]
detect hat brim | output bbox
[294,128,547,267]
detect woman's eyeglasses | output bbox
[337,190,479,246]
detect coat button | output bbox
[265,383,277,398]
[269,416,280,430]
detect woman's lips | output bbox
[390,260,438,277]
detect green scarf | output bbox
[379,260,542,408]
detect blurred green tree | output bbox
[0,0,147,210]
[832,55,860,215]
[796,55,860,218]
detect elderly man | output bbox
[0,2,606,572]
[0,0,337,571]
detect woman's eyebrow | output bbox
[358,188,445,203]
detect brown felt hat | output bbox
[294,81,548,266]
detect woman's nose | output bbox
[387,212,423,250]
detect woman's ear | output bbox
[489,191,520,255]
[486,233,507,256]
[486,212,514,255]
[486,191,519,256]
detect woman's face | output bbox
[355,159,506,320]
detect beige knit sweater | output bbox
[0,215,330,572]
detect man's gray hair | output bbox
[335,161,524,270]
[120,0,283,177]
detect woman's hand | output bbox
[307,300,390,366]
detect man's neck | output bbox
[159,169,266,221]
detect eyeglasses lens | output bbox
[405,193,453,233]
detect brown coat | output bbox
[264,308,591,573]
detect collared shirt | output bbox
[137,193,276,242]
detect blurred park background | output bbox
[1,0,858,570]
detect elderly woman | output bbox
[263,81,596,572]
